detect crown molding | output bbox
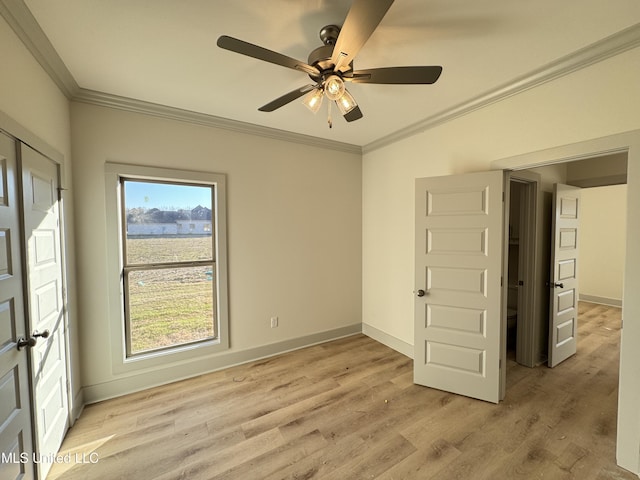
[363,22,640,154]
[73,89,362,154]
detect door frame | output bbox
[491,129,640,474]
[0,112,75,476]
[503,171,540,371]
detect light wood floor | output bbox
[48,302,636,479]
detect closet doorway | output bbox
[504,153,627,370]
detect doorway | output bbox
[506,181,524,354]
[504,155,627,374]
[505,172,542,369]
[0,131,71,480]
[412,130,640,471]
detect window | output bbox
[105,164,229,367]
[122,179,217,356]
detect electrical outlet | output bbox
[270,317,278,328]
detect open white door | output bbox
[414,170,504,403]
[548,183,581,368]
[0,133,35,480]
[20,144,69,479]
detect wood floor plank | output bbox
[262,433,370,480]
[47,302,636,479]
[376,439,463,480]
[326,434,417,479]
[426,440,506,479]
[277,381,400,444]
[240,378,380,440]
[154,427,284,480]
[212,429,328,480]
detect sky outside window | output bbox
[125,180,211,210]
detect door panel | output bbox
[0,133,35,480]
[414,171,504,403]
[20,144,69,479]
[548,183,581,367]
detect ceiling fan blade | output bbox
[349,66,443,84]
[258,84,318,112]
[343,105,363,122]
[217,35,320,77]
[331,0,394,73]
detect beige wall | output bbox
[567,153,627,187]
[579,185,627,304]
[70,102,362,401]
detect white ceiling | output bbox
[22,0,640,147]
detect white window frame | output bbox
[105,163,229,373]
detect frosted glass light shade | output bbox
[335,89,357,115]
[324,75,345,101]
[302,88,324,113]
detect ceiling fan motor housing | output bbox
[308,25,353,81]
[319,24,340,45]
[308,44,334,73]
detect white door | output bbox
[20,144,69,478]
[414,171,505,403]
[0,134,36,480]
[548,183,581,368]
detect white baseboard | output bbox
[362,323,413,359]
[580,294,623,307]
[81,323,362,404]
[70,388,84,424]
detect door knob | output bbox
[416,289,426,297]
[33,329,50,339]
[17,337,37,350]
[554,282,564,289]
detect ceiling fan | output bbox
[217,0,442,126]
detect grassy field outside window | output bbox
[126,238,215,353]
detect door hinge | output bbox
[502,191,505,202]
[499,359,502,369]
[501,276,503,287]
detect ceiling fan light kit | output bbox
[217,0,442,126]
[323,75,345,101]
[302,88,324,113]
[335,89,357,115]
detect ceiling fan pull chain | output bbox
[327,99,333,129]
